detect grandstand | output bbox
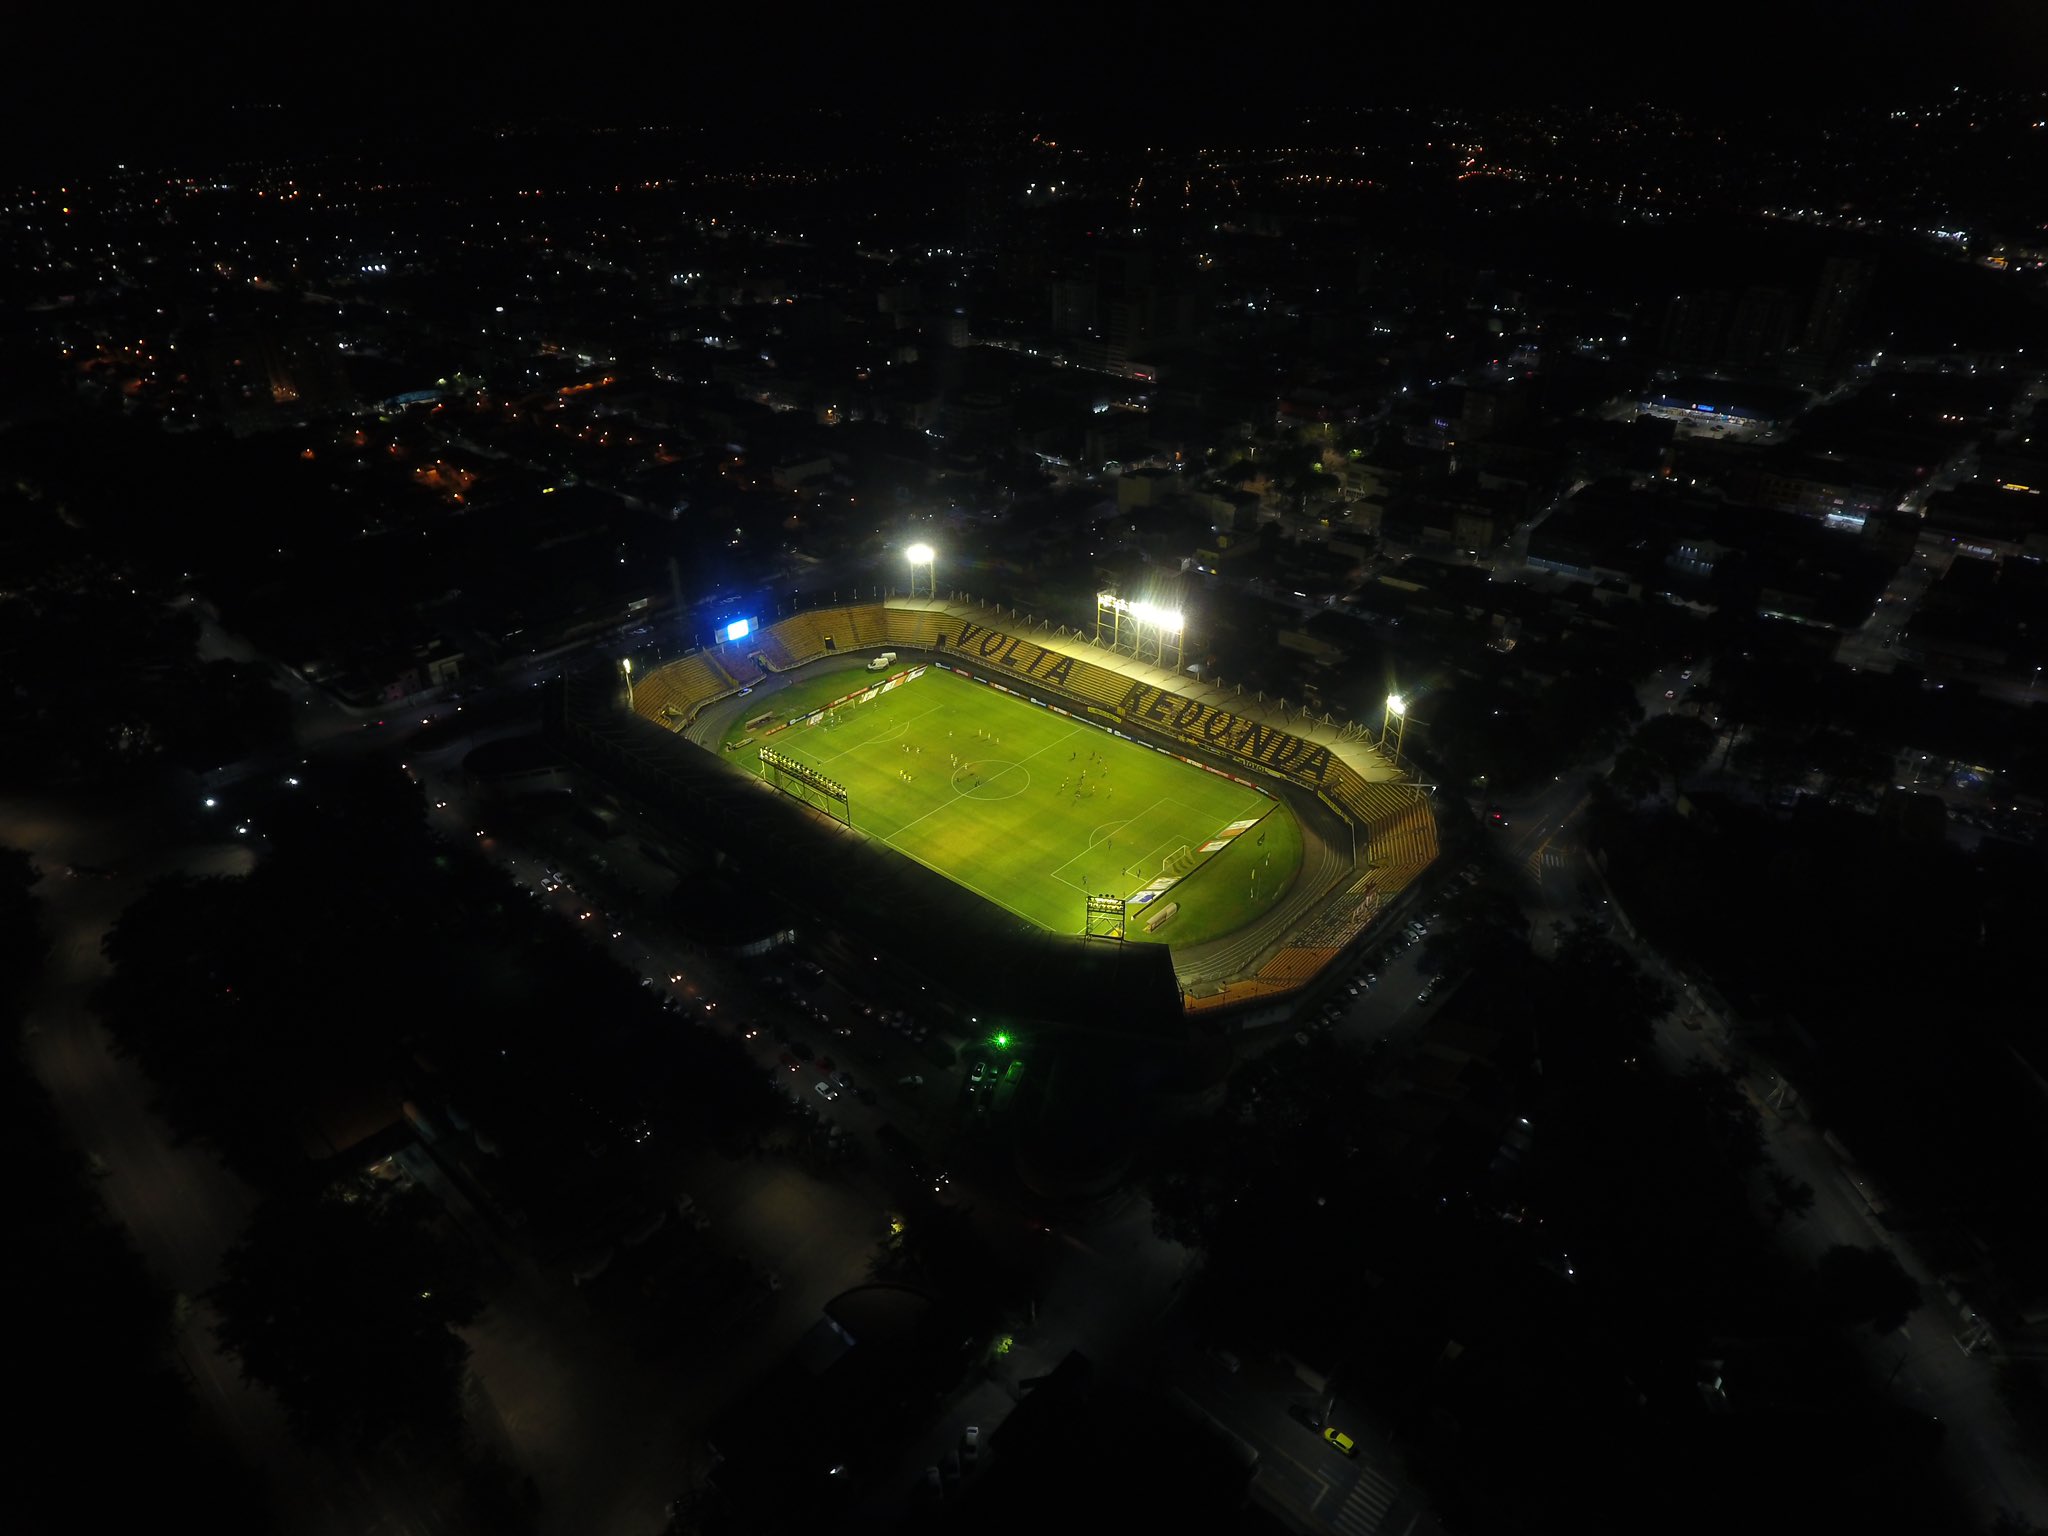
[881,606,941,649]
[751,629,799,672]
[635,651,733,730]
[621,597,1438,1012]
[719,647,765,688]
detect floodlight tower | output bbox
[906,542,936,599]
[1140,602,1185,670]
[1094,593,1185,668]
[1382,693,1408,760]
[622,655,635,710]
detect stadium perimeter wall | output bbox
[547,668,1188,1037]
[606,599,1438,1014]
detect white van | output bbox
[866,651,898,671]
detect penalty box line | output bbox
[1050,796,1178,893]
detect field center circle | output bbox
[953,760,1028,799]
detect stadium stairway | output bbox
[719,647,765,686]
[840,603,886,648]
[752,633,798,672]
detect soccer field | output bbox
[721,666,1304,943]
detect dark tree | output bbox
[0,847,46,1010]
[1422,883,1531,976]
[1633,713,1716,785]
[1816,1244,1923,1334]
[210,1184,483,1450]
[1767,1168,1816,1225]
[1607,743,1664,803]
[1540,924,1672,1073]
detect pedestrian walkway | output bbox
[1329,1465,1400,1536]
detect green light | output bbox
[996,1334,1014,1355]
[991,1032,1011,1051]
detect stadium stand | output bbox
[751,631,798,672]
[883,607,946,649]
[842,604,879,647]
[1365,799,1437,888]
[717,646,764,687]
[762,608,858,667]
[1050,650,1145,715]
[633,650,737,729]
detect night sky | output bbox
[8,5,2047,176]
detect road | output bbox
[2,792,458,1536]
[1478,763,2048,1534]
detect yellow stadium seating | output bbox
[841,604,884,647]
[633,650,735,728]
[719,648,765,686]
[752,631,798,671]
[882,608,947,649]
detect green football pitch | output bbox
[720,666,1304,944]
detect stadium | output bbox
[548,591,1436,1035]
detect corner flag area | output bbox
[722,665,1304,944]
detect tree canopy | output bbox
[210,1184,482,1450]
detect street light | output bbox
[906,542,936,598]
[622,655,635,710]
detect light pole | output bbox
[622,655,634,710]
[1382,693,1408,761]
[906,542,936,599]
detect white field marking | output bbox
[1085,820,1134,847]
[1049,797,1185,893]
[882,723,1083,843]
[807,699,944,765]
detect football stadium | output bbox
[549,594,1436,1032]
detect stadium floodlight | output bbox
[906,542,935,565]
[1386,692,1405,716]
[1153,607,1184,632]
[622,655,635,709]
[1383,693,1409,760]
[906,542,936,597]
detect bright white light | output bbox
[906,543,935,565]
[1387,694,1407,716]
[1154,608,1183,631]
[622,657,632,675]
[203,797,217,808]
